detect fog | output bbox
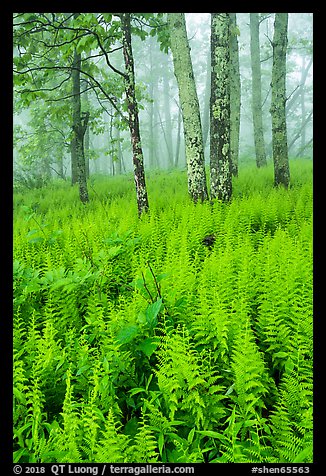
[13,13,313,184]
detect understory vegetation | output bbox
[13,159,313,463]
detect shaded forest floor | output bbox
[13,159,313,463]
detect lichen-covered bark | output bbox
[162,54,174,167]
[229,13,241,177]
[72,48,89,203]
[250,13,267,168]
[210,13,232,201]
[167,13,208,203]
[121,13,149,216]
[202,47,211,150]
[271,13,290,188]
[70,136,78,185]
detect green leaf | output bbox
[28,236,44,244]
[107,245,123,259]
[102,14,112,23]
[137,337,158,358]
[196,430,228,442]
[293,445,313,463]
[158,432,164,456]
[129,387,146,397]
[225,383,235,395]
[76,365,90,376]
[13,388,26,404]
[13,448,30,463]
[26,229,39,237]
[123,416,139,437]
[156,272,170,282]
[116,324,139,344]
[187,427,195,444]
[284,358,295,373]
[273,351,288,359]
[145,298,162,326]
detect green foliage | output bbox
[13,160,313,463]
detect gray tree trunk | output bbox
[70,136,78,184]
[300,56,307,152]
[121,13,149,216]
[229,13,241,177]
[210,13,232,202]
[148,36,157,169]
[202,47,211,151]
[250,13,267,168]
[72,48,89,203]
[168,13,208,202]
[271,13,290,188]
[174,106,182,167]
[83,86,90,179]
[162,54,174,167]
[84,123,90,179]
[115,124,123,175]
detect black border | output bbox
[6,4,321,474]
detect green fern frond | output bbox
[128,412,159,462]
[94,409,129,463]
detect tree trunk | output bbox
[250,13,267,168]
[174,106,182,167]
[202,47,211,152]
[148,36,156,169]
[162,54,174,167]
[152,63,160,169]
[84,122,90,179]
[115,124,123,175]
[168,13,208,203]
[83,86,90,179]
[57,155,64,179]
[210,13,232,202]
[72,48,89,203]
[70,136,78,184]
[300,56,307,153]
[271,13,290,188]
[229,13,241,177]
[121,13,149,216]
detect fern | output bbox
[270,369,313,463]
[93,409,129,462]
[52,368,82,462]
[79,364,103,462]
[128,412,159,462]
[13,160,313,463]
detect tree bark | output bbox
[229,13,241,176]
[210,13,232,202]
[148,35,157,169]
[70,136,78,184]
[115,124,123,175]
[202,47,211,153]
[168,13,208,203]
[162,54,174,167]
[83,86,90,179]
[250,13,267,168]
[84,122,90,179]
[121,13,149,216]
[271,13,290,188]
[71,48,89,203]
[174,106,182,167]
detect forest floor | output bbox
[13,159,313,463]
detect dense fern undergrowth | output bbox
[13,159,313,463]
